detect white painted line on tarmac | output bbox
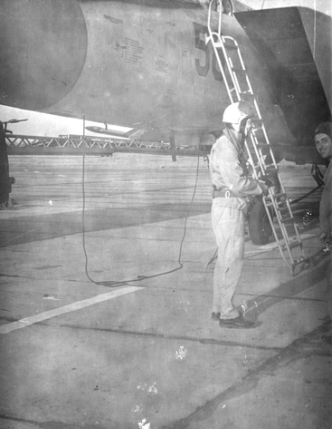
[0,286,144,335]
[3,228,38,245]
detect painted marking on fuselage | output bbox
[0,286,144,335]
[193,22,224,81]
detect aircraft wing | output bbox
[235,6,331,151]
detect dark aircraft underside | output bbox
[235,7,331,146]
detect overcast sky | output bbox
[242,0,329,11]
[0,105,130,138]
[0,0,329,137]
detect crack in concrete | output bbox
[0,414,110,429]
[36,320,289,352]
[1,323,330,429]
[162,321,332,429]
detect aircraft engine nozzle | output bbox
[0,0,87,111]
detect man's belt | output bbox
[212,188,238,199]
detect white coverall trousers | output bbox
[211,197,246,319]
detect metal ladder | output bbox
[206,0,307,275]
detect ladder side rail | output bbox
[206,7,306,273]
[206,33,243,104]
[222,36,250,100]
[208,0,223,35]
[206,6,235,101]
[232,43,286,170]
[277,217,296,264]
[230,41,262,115]
[248,141,295,257]
[264,204,295,272]
[246,100,281,175]
[285,198,304,245]
[262,195,284,245]
[243,132,269,181]
[245,133,268,177]
[210,35,236,102]
[263,191,296,269]
[243,139,296,270]
[221,36,259,111]
[218,40,279,176]
[266,182,306,267]
[252,120,280,169]
[245,130,299,268]
[207,0,215,34]
[243,137,259,178]
[276,174,287,197]
[218,36,242,100]
[225,55,243,98]
[217,0,223,35]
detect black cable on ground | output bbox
[81,116,99,284]
[81,122,202,287]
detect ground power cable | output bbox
[81,119,202,287]
[81,115,97,284]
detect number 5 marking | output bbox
[193,22,224,82]
[193,22,209,77]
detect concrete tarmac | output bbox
[0,154,331,429]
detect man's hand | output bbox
[258,181,269,196]
[259,172,280,194]
[319,232,331,245]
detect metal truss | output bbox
[6,134,201,158]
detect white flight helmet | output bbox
[222,101,256,124]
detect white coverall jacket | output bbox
[209,128,263,319]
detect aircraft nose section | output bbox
[0,0,87,111]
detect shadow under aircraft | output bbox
[0,0,330,243]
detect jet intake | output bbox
[0,0,87,111]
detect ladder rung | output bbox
[252,165,265,174]
[255,143,270,149]
[281,216,295,224]
[223,42,237,50]
[276,206,290,214]
[266,167,278,173]
[239,91,254,97]
[232,66,246,73]
[251,119,263,128]
[240,93,256,103]
[264,163,277,170]
[289,240,302,249]
[276,201,289,212]
[280,238,302,249]
[273,192,287,199]
[206,15,307,274]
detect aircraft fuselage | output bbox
[0,0,293,146]
[0,0,330,160]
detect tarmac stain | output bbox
[0,202,209,247]
[35,265,61,270]
[39,422,100,429]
